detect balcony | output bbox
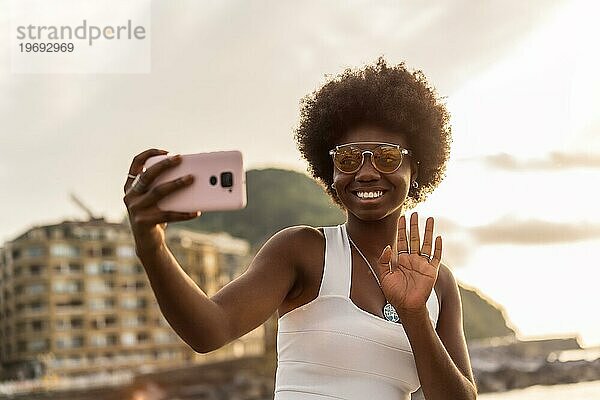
[54,298,85,315]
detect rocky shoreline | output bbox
[469,336,600,393]
[2,337,599,399]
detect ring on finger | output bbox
[419,252,431,260]
[131,174,149,193]
[397,250,409,255]
[127,173,137,179]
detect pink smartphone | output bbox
[143,150,247,212]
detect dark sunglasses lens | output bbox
[334,146,362,172]
[373,146,403,173]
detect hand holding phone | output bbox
[143,150,247,212]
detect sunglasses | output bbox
[329,142,413,174]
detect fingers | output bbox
[134,210,200,227]
[409,212,420,254]
[397,215,409,253]
[430,236,442,268]
[124,148,168,193]
[420,217,434,257]
[132,175,194,210]
[129,148,169,175]
[377,245,393,277]
[139,154,182,187]
[124,154,182,198]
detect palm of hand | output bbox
[380,252,438,313]
[376,213,442,315]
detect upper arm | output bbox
[436,263,476,386]
[208,225,312,348]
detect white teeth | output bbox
[356,191,383,199]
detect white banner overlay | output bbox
[10,0,151,73]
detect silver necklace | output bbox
[347,232,401,324]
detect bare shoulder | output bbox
[273,224,324,250]
[261,225,324,265]
[255,225,325,290]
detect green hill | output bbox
[460,285,516,341]
[178,168,516,341]
[180,168,346,248]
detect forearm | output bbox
[137,239,228,353]
[401,308,477,400]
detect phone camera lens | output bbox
[220,172,233,188]
[209,176,218,186]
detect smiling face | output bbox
[331,125,416,221]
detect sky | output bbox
[1,0,600,346]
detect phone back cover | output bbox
[144,151,247,212]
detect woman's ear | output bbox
[410,159,419,183]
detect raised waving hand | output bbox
[376,212,442,317]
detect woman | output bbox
[123,58,477,400]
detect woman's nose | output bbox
[354,153,380,181]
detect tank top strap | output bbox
[318,225,352,297]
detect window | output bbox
[56,336,84,349]
[122,314,146,327]
[90,334,117,347]
[121,332,136,346]
[100,262,117,274]
[137,332,149,343]
[121,264,144,274]
[71,317,84,329]
[28,339,48,352]
[117,245,135,258]
[85,263,100,275]
[104,229,117,240]
[50,229,64,239]
[121,297,146,310]
[53,280,83,293]
[88,280,107,293]
[86,229,100,240]
[28,229,46,240]
[29,265,44,275]
[55,299,83,309]
[55,318,82,330]
[50,244,78,257]
[68,263,83,273]
[29,301,46,311]
[26,246,45,257]
[90,334,107,347]
[153,331,174,344]
[89,297,115,310]
[121,297,136,309]
[32,320,44,331]
[25,283,46,295]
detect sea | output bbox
[479,380,600,399]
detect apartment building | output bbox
[0,219,264,380]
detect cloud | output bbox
[433,217,600,267]
[470,218,600,245]
[475,152,600,171]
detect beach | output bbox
[479,380,600,399]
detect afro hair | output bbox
[294,57,452,210]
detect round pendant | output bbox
[383,302,401,323]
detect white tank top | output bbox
[274,224,439,400]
